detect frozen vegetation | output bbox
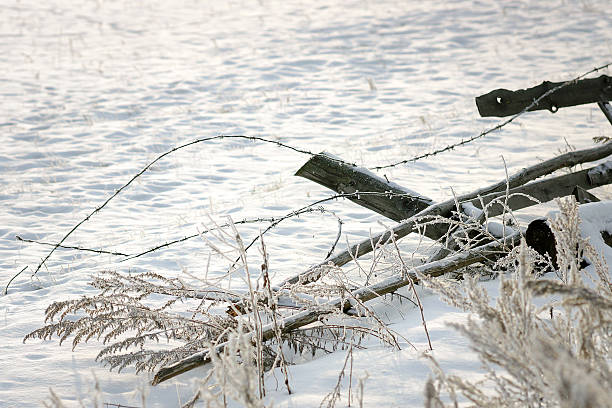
[1,0,612,407]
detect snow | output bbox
[1,0,612,406]
[575,201,612,264]
[587,159,612,185]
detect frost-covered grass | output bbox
[2,0,612,407]
[30,199,612,408]
[423,199,612,407]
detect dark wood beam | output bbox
[476,75,612,117]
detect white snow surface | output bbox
[575,201,612,264]
[1,0,612,406]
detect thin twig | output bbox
[326,218,344,260]
[4,266,27,295]
[321,344,353,408]
[390,233,433,351]
[260,233,292,395]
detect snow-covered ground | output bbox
[1,0,611,406]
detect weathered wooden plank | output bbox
[572,185,601,204]
[476,75,612,117]
[467,160,612,216]
[432,162,611,262]
[281,143,612,286]
[295,152,434,222]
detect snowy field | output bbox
[1,0,612,406]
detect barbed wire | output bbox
[369,62,612,170]
[23,135,328,278]
[16,191,418,263]
[10,63,611,291]
[15,235,130,256]
[122,205,337,262]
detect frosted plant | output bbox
[421,197,612,408]
[26,195,524,407]
[43,376,105,408]
[43,389,68,408]
[24,270,239,373]
[189,322,267,408]
[25,215,406,407]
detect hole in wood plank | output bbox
[602,231,612,248]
